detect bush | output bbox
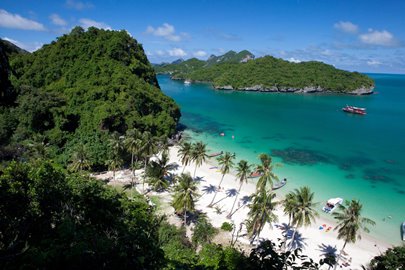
[192,216,218,247]
[221,222,234,232]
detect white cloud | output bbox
[65,0,93,10]
[79,18,111,30]
[367,59,382,66]
[49,14,67,26]
[168,48,187,57]
[359,29,398,47]
[156,50,165,56]
[0,9,46,31]
[145,23,184,42]
[334,21,359,34]
[2,37,42,52]
[193,50,207,57]
[287,57,301,63]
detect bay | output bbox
[158,73,405,245]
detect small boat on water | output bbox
[322,197,343,213]
[208,151,223,158]
[402,222,405,241]
[342,105,367,115]
[184,80,191,85]
[248,171,263,178]
[273,178,287,190]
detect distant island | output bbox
[154,50,374,95]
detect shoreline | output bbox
[94,145,392,269]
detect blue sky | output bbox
[1,0,405,73]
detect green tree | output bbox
[209,152,235,207]
[256,153,278,192]
[367,245,405,270]
[106,152,123,182]
[247,190,279,244]
[191,141,208,178]
[332,200,375,270]
[281,191,297,249]
[140,131,158,190]
[68,143,92,172]
[227,160,251,218]
[171,173,199,226]
[124,128,142,183]
[177,141,193,173]
[146,152,177,192]
[289,186,319,250]
[192,216,218,247]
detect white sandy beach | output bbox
[95,145,392,270]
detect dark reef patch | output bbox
[182,112,234,136]
[300,136,323,143]
[271,147,333,166]
[362,167,397,185]
[345,174,356,179]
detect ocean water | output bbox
[158,73,405,245]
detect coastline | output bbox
[94,144,392,269]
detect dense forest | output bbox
[154,51,374,94]
[0,27,180,170]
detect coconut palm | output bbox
[191,141,208,178]
[208,152,235,207]
[105,153,123,181]
[171,173,199,226]
[256,153,279,192]
[124,128,142,182]
[178,142,193,173]
[140,131,158,190]
[108,132,124,153]
[281,191,297,249]
[332,200,375,270]
[247,190,279,244]
[69,144,92,172]
[227,160,252,218]
[146,152,177,192]
[289,186,319,250]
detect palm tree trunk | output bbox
[113,169,116,182]
[227,182,243,218]
[143,158,147,192]
[193,164,197,178]
[184,205,187,226]
[131,153,134,184]
[333,241,347,270]
[208,174,225,207]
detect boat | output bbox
[184,80,191,85]
[248,171,263,178]
[342,105,367,115]
[402,222,405,241]
[273,178,287,190]
[322,197,343,213]
[208,151,223,158]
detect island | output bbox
[154,50,374,95]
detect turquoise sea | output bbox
[158,74,405,245]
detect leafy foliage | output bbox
[368,245,405,270]
[155,50,374,92]
[192,216,218,247]
[221,222,234,232]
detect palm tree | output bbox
[171,173,199,226]
[247,190,279,244]
[227,160,251,218]
[208,152,235,207]
[281,191,297,249]
[178,142,193,173]
[140,131,157,190]
[332,200,375,270]
[105,153,123,181]
[146,152,177,192]
[109,132,124,153]
[191,141,208,178]
[124,128,142,183]
[289,186,319,250]
[69,144,92,172]
[256,153,278,192]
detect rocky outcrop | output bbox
[214,84,374,95]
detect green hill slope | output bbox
[0,27,180,167]
[155,51,374,94]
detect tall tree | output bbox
[191,141,208,178]
[69,143,92,172]
[146,152,177,192]
[332,200,375,270]
[289,186,319,250]
[255,154,278,192]
[227,160,251,218]
[281,191,297,249]
[106,152,123,182]
[178,141,193,173]
[124,128,142,183]
[171,173,199,226]
[208,152,235,207]
[246,190,279,244]
[140,131,157,191]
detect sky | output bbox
[1,0,405,74]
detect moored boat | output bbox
[273,178,287,190]
[342,105,367,115]
[208,151,223,157]
[322,197,343,213]
[184,80,191,85]
[248,171,263,178]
